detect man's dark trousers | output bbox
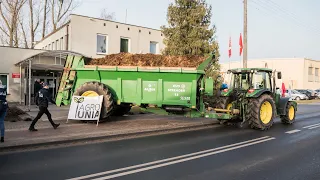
[30,106,55,128]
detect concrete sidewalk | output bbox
[0,114,218,151]
[16,104,70,121]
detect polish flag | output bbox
[228,37,232,58]
[239,33,243,56]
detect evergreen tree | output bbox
[161,0,219,57]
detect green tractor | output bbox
[213,68,297,130]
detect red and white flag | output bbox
[239,33,243,56]
[228,37,232,58]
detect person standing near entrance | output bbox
[29,82,60,131]
[0,80,8,143]
[34,79,42,103]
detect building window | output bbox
[316,68,319,82]
[52,42,55,50]
[48,44,51,50]
[56,40,59,50]
[60,37,64,50]
[116,25,118,28]
[0,74,9,94]
[150,41,158,54]
[308,67,313,82]
[120,38,129,53]
[97,34,108,54]
[149,31,151,35]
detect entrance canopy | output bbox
[15,50,87,111]
[15,50,87,69]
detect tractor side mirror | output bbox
[277,72,282,79]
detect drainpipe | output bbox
[66,25,69,51]
[28,59,32,111]
[19,64,22,105]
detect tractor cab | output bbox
[222,68,277,97]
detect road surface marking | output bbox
[285,129,301,134]
[67,136,274,180]
[303,123,320,129]
[92,138,275,180]
[308,125,320,130]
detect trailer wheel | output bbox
[74,81,114,119]
[280,101,296,124]
[112,104,132,116]
[246,94,275,130]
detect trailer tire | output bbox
[112,104,132,116]
[280,101,296,124]
[73,81,114,119]
[246,94,275,130]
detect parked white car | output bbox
[285,89,308,100]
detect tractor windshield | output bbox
[228,71,272,90]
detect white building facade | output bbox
[35,14,165,58]
[220,58,320,90]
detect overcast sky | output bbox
[74,0,320,63]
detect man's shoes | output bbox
[29,128,38,132]
[53,123,60,129]
[0,137,4,143]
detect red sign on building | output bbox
[12,73,21,78]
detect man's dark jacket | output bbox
[35,88,55,108]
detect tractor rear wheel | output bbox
[280,102,296,124]
[246,94,276,130]
[74,81,114,119]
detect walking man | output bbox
[29,82,60,131]
[0,80,8,143]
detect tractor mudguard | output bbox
[277,97,291,115]
[246,89,272,98]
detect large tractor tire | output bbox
[246,94,276,130]
[112,104,132,116]
[280,101,296,124]
[215,97,232,110]
[73,81,114,119]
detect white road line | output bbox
[303,123,320,129]
[67,136,273,180]
[285,129,301,134]
[308,125,320,130]
[92,138,275,180]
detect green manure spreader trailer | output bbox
[56,54,297,131]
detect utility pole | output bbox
[243,0,248,68]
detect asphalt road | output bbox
[1,106,320,180]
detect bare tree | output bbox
[100,8,115,21]
[50,0,79,31]
[0,0,27,47]
[27,0,41,48]
[42,0,48,38]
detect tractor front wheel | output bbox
[246,94,276,130]
[280,102,296,124]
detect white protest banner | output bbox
[68,95,103,121]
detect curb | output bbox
[0,122,219,152]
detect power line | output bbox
[254,0,320,34]
[249,0,320,36]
